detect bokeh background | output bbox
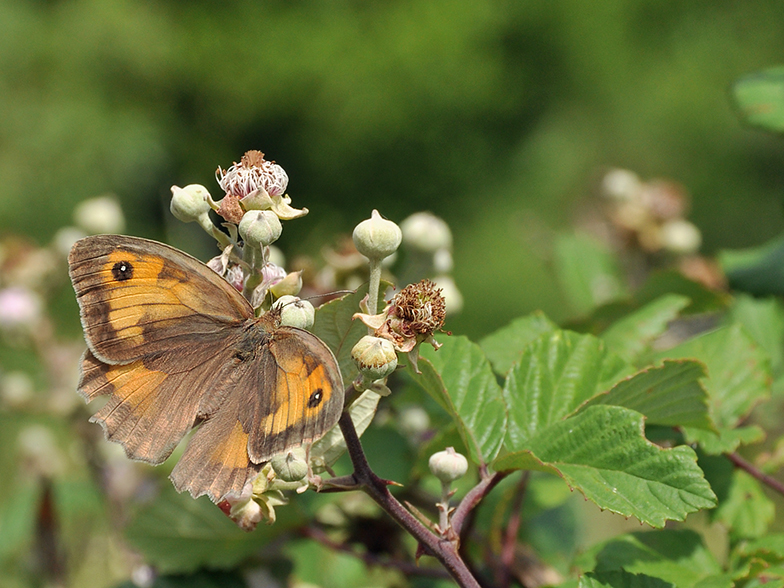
[3,0,784,338]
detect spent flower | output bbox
[354,279,446,372]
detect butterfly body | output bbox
[68,235,344,502]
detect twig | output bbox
[451,469,508,539]
[337,409,481,588]
[727,451,784,496]
[301,525,450,579]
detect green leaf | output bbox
[503,330,632,447]
[713,469,774,539]
[494,406,716,527]
[479,311,557,375]
[655,324,770,428]
[554,233,627,316]
[684,425,765,456]
[577,529,722,588]
[654,324,771,453]
[584,360,714,431]
[732,66,784,132]
[579,570,675,588]
[312,283,388,384]
[728,294,784,374]
[125,485,296,573]
[719,234,784,297]
[411,336,507,465]
[636,271,728,315]
[601,295,690,364]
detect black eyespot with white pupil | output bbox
[308,388,323,408]
[111,261,134,281]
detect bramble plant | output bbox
[5,118,784,587]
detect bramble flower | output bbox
[215,150,307,223]
[354,279,446,372]
[217,150,289,199]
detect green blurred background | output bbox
[3,0,784,338]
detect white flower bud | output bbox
[270,447,309,482]
[274,296,315,330]
[429,447,468,484]
[170,184,213,223]
[351,335,398,380]
[239,210,283,248]
[432,275,463,315]
[74,195,125,234]
[400,212,452,253]
[601,169,643,203]
[660,219,702,254]
[353,210,402,261]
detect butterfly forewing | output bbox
[69,235,252,364]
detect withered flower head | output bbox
[216,150,289,200]
[354,279,446,372]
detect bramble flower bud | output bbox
[74,195,125,234]
[270,447,309,482]
[398,406,430,440]
[433,276,463,315]
[229,495,263,531]
[170,184,213,223]
[400,212,452,253]
[351,335,398,380]
[353,210,402,261]
[601,168,643,204]
[429,447,468,484]
[269,270,303,298]
[239,210,282,248]
[660,219,702,254]
[274,296,315,330]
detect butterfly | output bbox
[68,235,344,503]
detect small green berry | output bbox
[274,296,315,330]
[428,447,468,484]
[352,210,402,261]
[170,184,213,223]
[351,335,398,380]
[270,447,309,482]
[239,210,283,248]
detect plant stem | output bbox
[338,411,481,588]
[727,451,784,496]
[367,258,382,315]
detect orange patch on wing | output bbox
[259,363,335,438]
[101,252,190,345]
[210,420,251,470]
[103,361,168,409]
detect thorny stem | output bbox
[451,468,508,539]
[335,409,481,588]
[727,451,784,496]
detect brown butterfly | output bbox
[68,235,344,502]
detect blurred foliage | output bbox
[2,0,784,337]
